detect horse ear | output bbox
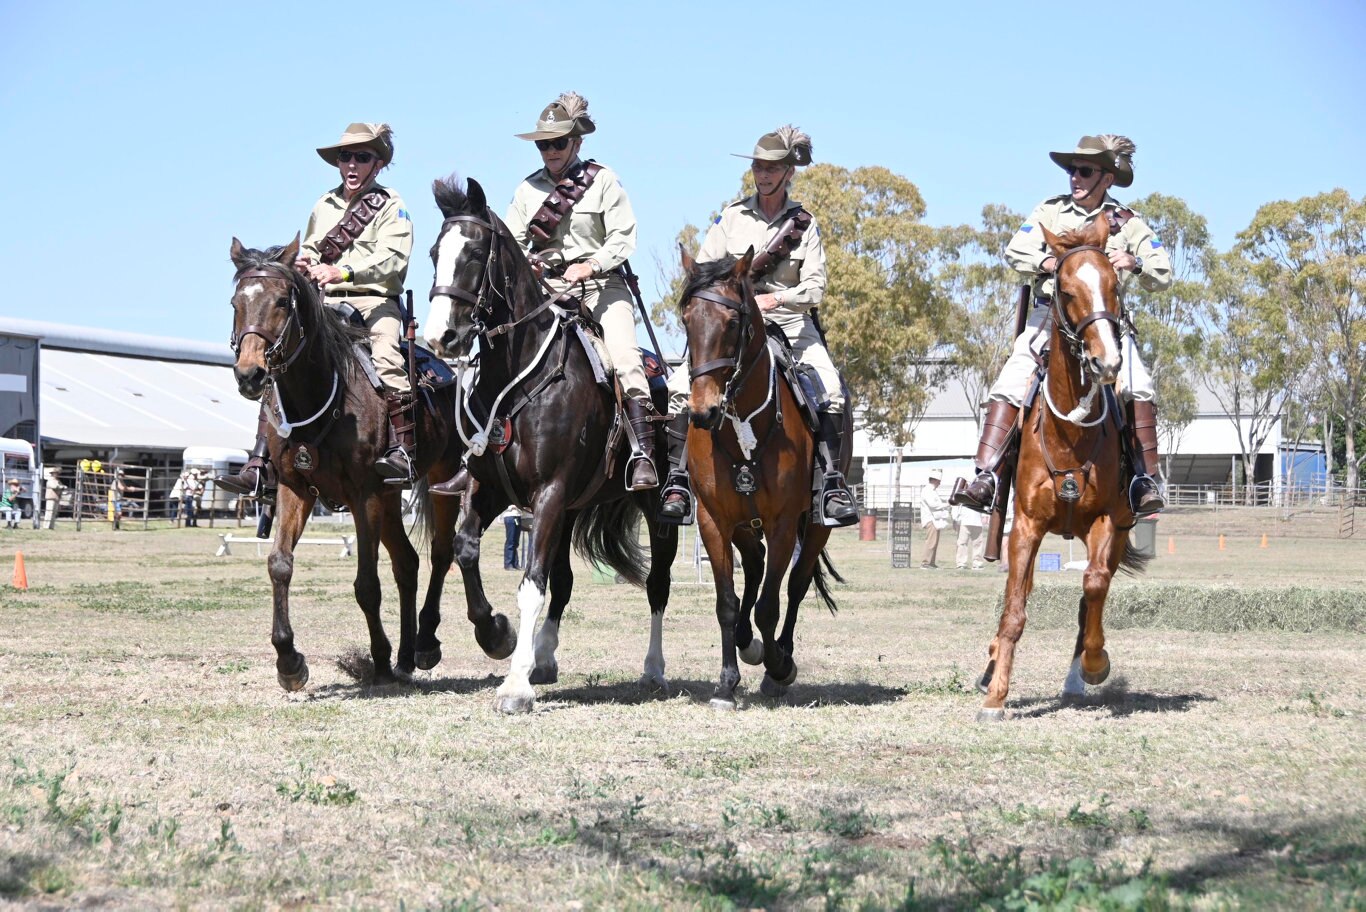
[466,177,487,212]
[1039,225,1065,257]
[230,237,248,269]
[733,246,755,280]
[276,233,301,266]
[679,243,696,275]
[1083,215,1109,248]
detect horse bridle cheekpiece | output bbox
[429,213,502,334]
[230,266,307,375]
[687,281,760,413]
[1050,244,1122,370]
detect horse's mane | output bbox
[432,176,474,220]
[431,175,543,315]
[678,255,740,312]
[232,245,363,374]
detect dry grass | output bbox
[0,520,1362,910]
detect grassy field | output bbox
[0,515,1362,910]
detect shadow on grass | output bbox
[542,677,908,710]
[0,852,56,898]
[1009,676,1216,719]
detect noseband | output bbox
[686,283,762,412]
[230,267,307,375]
[1050,245,1122,366]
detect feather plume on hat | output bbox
[1097,134,1135,166]
[774,124,813,166]
[556,92,594,130]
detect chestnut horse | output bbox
[228,237,465,690]
[678,248,843,709]
[977,217,1151,721]
[421,177,678,714]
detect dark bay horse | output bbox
[419,177,678,714]
[977,217,1151,721]
[228,237,465,689]
[678,248,843,709]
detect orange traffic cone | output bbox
[12,551,27,590]
[1260,533,1269,549]
[1167,536,1175,555]
[1218,534,1227,551]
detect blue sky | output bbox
[2,0,1362,353]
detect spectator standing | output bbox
[918,469,949,569]
[42,467,64,530]
[501,506,526,571]
[952,492,986,570]
[181,469,203,528]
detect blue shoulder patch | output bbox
[713,215,722,225]
[397,208,411,221]
[1150,238,1162,249]
[1019,224,1033,233]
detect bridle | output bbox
[1050,244,1122,370]
[429,214,504,337]
[229,266,308,375]
[685,278,765,416]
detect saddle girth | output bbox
[750,207,812,281]
[528,161,604,251]
[316,188,391,265]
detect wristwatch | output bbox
[1132,257,1144,275]
[340,265,354,282]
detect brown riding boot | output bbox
[949,399,1019,513]
[1128,400,1165,516]
[658,412,692,523]
[817,411,859,527]
[624,397,660,491]
[375,392,417,482]
[430,466,469,497]
[215,405,277,504]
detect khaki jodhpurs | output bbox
[547,274,648,401]
[338,295,410,394]
[666,312,845,416]
[987,303,1152,406]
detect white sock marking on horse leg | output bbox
[1062,656,1087,697]
[1075,262,1121,372]
[497,578,544,703]
[642,612,666,686]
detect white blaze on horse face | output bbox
[1075,262,1121,376]
[426,226,472,345]
[241,282,265,305]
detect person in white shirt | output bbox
[918,469,950,569]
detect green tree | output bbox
[1237,189,1366,491]
[1125,193,1211,478]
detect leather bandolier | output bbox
[528,161,603,251]
[750,208,812,281]
[316,188,390,265]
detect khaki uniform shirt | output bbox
[300,182,413,301]
[698,194,826,331]
[504,159,637,273]
[1005,194,1173,299]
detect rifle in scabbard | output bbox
[617,259,673,379]
[405,289,417,395]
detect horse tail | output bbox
[811,549,840,616]
[1119,540,1152,576]
[407,478,432,551]
[819,548,846,584]
[572,496,648,589]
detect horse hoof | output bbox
[1081,650,1111,686]
[493,693,535,715]
[529,665,558,686]
[976,707,1007,723]
[479,616,516,661]
[639,672,667,692]
[977,660,997,695]
[775,659,798,687]
[277,659,310,693]
[414,647,442,671]
[759,675,787,699]
[738,639,764,666]
[708,697,738,712]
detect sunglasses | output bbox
[336,150,375,164]
[1066,165,1101,179]
[535,137,572,152]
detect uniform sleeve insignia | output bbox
[713,215,722,225]
[1019,224,1033,233]
[1150,239,1163,249]
[397,209,411,221]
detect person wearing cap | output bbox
[951,135,1173,518]
[952,490,986,570]
[500,92,658,491]
[919,469,949,569]
[218,122,416,504]
[1,478,22,530]
[42,466,64,529]
[659,125,858,527]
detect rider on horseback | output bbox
[504,92,659,492]
[661,126,859,527]
[950,135,1173,519]
[218,122,417,501]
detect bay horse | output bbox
[678,248,843,709]
[227,237,465,690]
[419,177,678,714]
[977,216,1151,721]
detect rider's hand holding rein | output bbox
[1107,250,1139,272]
[755,292,782,312]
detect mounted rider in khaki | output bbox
[661,125,859,527]
[950,134,1173,518]
[218,122,418,505]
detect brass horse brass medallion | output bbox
[734,464,757,495]
[1059,475,1080,502]
[293,445,315,472]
